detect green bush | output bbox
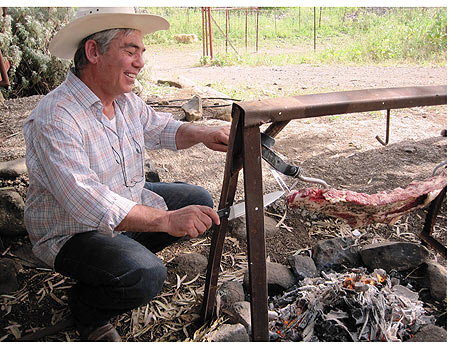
[0,7,74,98]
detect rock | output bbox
[243,261,296,296]
[157,79,182,89]
[206,323,249,342]
[0,157,27,179]
[229,215,279,243]
[423,260,447,300]
[182,95,202,121]
[360,241,429,272]
[144,158,160,183]
[0,190,27,237]
[312,237,362,271]
[173,34,198,44]
[226,301,251,332]
[392,284,419,302]
[211,105,232,122]
[12,243,47,268]
[287,255,318,280]
[0,258,19,294]
[172,253,208,280]
[218,281,245,309]
[407,324,447,342]
[176,76,197,89]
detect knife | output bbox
[217,190,285,220]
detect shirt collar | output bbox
[65,69,128,112]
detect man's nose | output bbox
[134,54,145,69]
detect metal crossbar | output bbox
[201,85,447,341]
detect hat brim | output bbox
[49,13,169,59]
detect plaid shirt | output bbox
[24,70,182,267]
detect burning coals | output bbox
[268,267,434,342]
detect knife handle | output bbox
[217,207,230,218]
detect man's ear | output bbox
[84,39,101,64]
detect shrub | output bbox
[0,7,74,98]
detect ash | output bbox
[268,267,435,342]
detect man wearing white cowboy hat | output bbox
[23,7,230,341]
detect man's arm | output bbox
[175,124,230,152]
[115,203,220,238]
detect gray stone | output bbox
[182,95,202,121]
[172,253,208,280]
[229,215,279,242]
[360,241,429,272]
[287,255,318,280]
[0,157,27,179]
[392,284,419,302]
[226,301,251,332]
[0,190,26,237]
[218,281,245,309]
[407,324,447,342]
[0,258,19,294]
[423,260,447,300]
[312,237,362,271]
[206,323,249,342]
[243,261,296,296]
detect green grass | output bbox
[142,7,446,67]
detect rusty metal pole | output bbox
[256,8,259,53]
[201,105,244,324]
[243,125,269,341]
[245,8,248,52]
[225,8,228,54]
[202,8,206,57]
[208,7,213,59]
[314,7,317,51]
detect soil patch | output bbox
[0,50,446,341]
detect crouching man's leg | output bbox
[54,231,166,341]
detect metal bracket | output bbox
[376,109,391,146]
[260,133,301,177]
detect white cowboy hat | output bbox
[49,7,169,59]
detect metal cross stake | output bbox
[200,85,446,341]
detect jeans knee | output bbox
[194,186,214,208]
[134,260,167,305]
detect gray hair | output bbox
[73,28,136,77]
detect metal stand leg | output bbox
[201,108,243,323]
[242,125,268,341]
[419,186,447,258]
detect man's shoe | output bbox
[77,322,122,342]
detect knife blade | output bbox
[217,190,285,220]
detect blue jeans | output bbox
[54,182,213,327]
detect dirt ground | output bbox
[0,46,447,341]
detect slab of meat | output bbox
[287,170,447,228]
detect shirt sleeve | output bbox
[31,112,136,235]
[137,97,183,151]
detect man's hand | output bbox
[176,124,230,152]
[115,204,220,237]
[165,205,220,238]
[201,126,230,152]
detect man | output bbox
[24,8,229,341]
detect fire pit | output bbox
[268,267,435,342]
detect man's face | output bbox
[96,30,146,98]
